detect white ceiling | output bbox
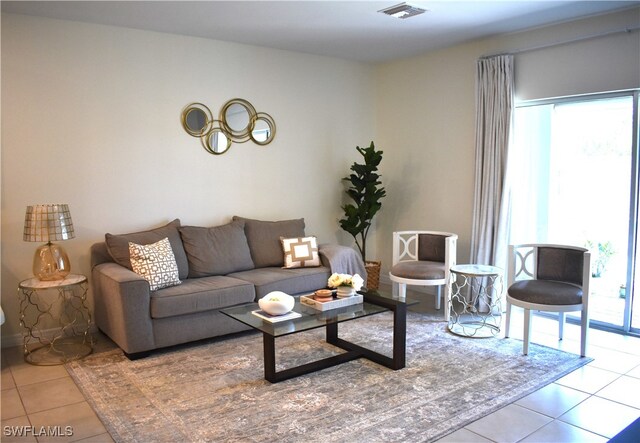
[2,1,638,63]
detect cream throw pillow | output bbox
[129,237,181,291]
[281,236,320,268]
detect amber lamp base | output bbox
[33,242,71,281]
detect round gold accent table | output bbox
[18,274,93,365]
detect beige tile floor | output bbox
[435,307,640,443]
[1,337,116,443]
[1,288,639,443]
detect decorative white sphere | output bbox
[258,291,295,315]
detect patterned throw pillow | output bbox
[129,237,181,291]
[281,236,320,268]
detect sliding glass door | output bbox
[510,91,639,333]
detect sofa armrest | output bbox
[318,243,367,280]
[90,242,113,268]
[92,262,155,354]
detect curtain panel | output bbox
[470,55,514,267]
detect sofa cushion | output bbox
[179,221,254,278]
[281,236,320,268]
[229,266,330,299]
[105,219,189,280]
[129,238,182,291]
[233,216,306,268]
[150,275,255,319]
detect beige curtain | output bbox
[470,55,514,267]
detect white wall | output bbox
[375,7,640,281]
[0,13,375,339]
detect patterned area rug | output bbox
[67,312,591,442]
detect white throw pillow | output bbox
[281,236,320,268]
[129,237,181,291]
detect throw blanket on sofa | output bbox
[318,244,367,280]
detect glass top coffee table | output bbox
[221,289,418,383]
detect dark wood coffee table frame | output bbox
[263,293,407,382]
[259,292,413,383]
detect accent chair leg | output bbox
[444,284,451,322]
[392,281,398,297]
[580,307,589,357]
[399,283,407,299]
[558,312,565,341]
[435,286,442,310]
[523,308,532,356]
[504,301,511,338]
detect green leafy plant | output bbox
[339,141,386,262]
[586,240,615,277]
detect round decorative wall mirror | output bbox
[225,104,250,131]
[181,98,275,156]
[201,126,231,155]
[220,98,257,141]
[181,103,212,137]
[251,113,276,145]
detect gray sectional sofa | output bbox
[91,216,365,358]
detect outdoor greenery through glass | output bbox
[511,95,636,331]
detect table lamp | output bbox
[23,204,75,281]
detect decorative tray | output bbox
[300,293,363,311]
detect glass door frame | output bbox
[515,89,640,335]
[628,89,639,334]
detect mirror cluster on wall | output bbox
[181,98,276,155]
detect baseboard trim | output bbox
[2,332,23,348]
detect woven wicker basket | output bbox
[365,260,382,290]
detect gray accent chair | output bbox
[389,231,457,317]
[505,243,591,356]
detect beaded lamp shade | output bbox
[23,204,75,280]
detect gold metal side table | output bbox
[18,274,93,365]
[448,264,504,338]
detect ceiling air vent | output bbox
[378,2,427,19]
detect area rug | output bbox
[67,312,591,442]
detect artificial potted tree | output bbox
[339,141,386,289]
